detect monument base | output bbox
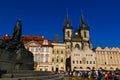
[0,70,64,80]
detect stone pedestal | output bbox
[1,70,64,80]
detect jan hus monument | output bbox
[0,19,34,71]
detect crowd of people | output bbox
[61,68,120,80]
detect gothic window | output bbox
[75,44,80,49]
[84,31,87,38]
[67,31,70,37]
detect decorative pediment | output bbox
[24,40,41,47]
[96,46,102,50]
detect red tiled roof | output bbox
[0,35,52,46]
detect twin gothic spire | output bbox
[64,10,88,29]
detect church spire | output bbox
[64,8,71,27]
[80,14,86,28]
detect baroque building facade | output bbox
[95,47,120,70]
[24,36,53,71]
[51,35,66,72]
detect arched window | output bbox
[75,44,80,49]
[76,60,78,64]
[67,31,70,37]
[84,31,87,38]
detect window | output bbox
[73,61,75,64]
[46,56,48,62]
[40,68,42,71]
[75,44,80,49]
[80,61,81,64]
[61,50,63,54]
[52,50,54,54]
[31,47,34,52]
[76,60,78,64]
[93,61,95,64]
[80,67,82,69]
[90,61,92,64]
[84,31,87,38]
[87,61,89,64]
[105,62,106,65]
[57,58,59,62]
[110,57,112,59]
[40,57,43,62]
[46,47,49,52]
[34,54,37,61]
[45,68,48,71]
[57,50,59,54]
[35,47,38,52]
[68,45,69,48]
[67,31,70,37]
[52,58,54,62]
[41,47,44,52]
[61,58,63,62]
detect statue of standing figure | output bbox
[0,19,34,71]
[12,19,22,41]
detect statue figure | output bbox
[12,19,22,41]
[0,19,34,71]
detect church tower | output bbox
[80,15,92,50]
[63,11,72,58]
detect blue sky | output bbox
[0,0,120,48]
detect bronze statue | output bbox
[12,19,22,41]
[0,19,34,71]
